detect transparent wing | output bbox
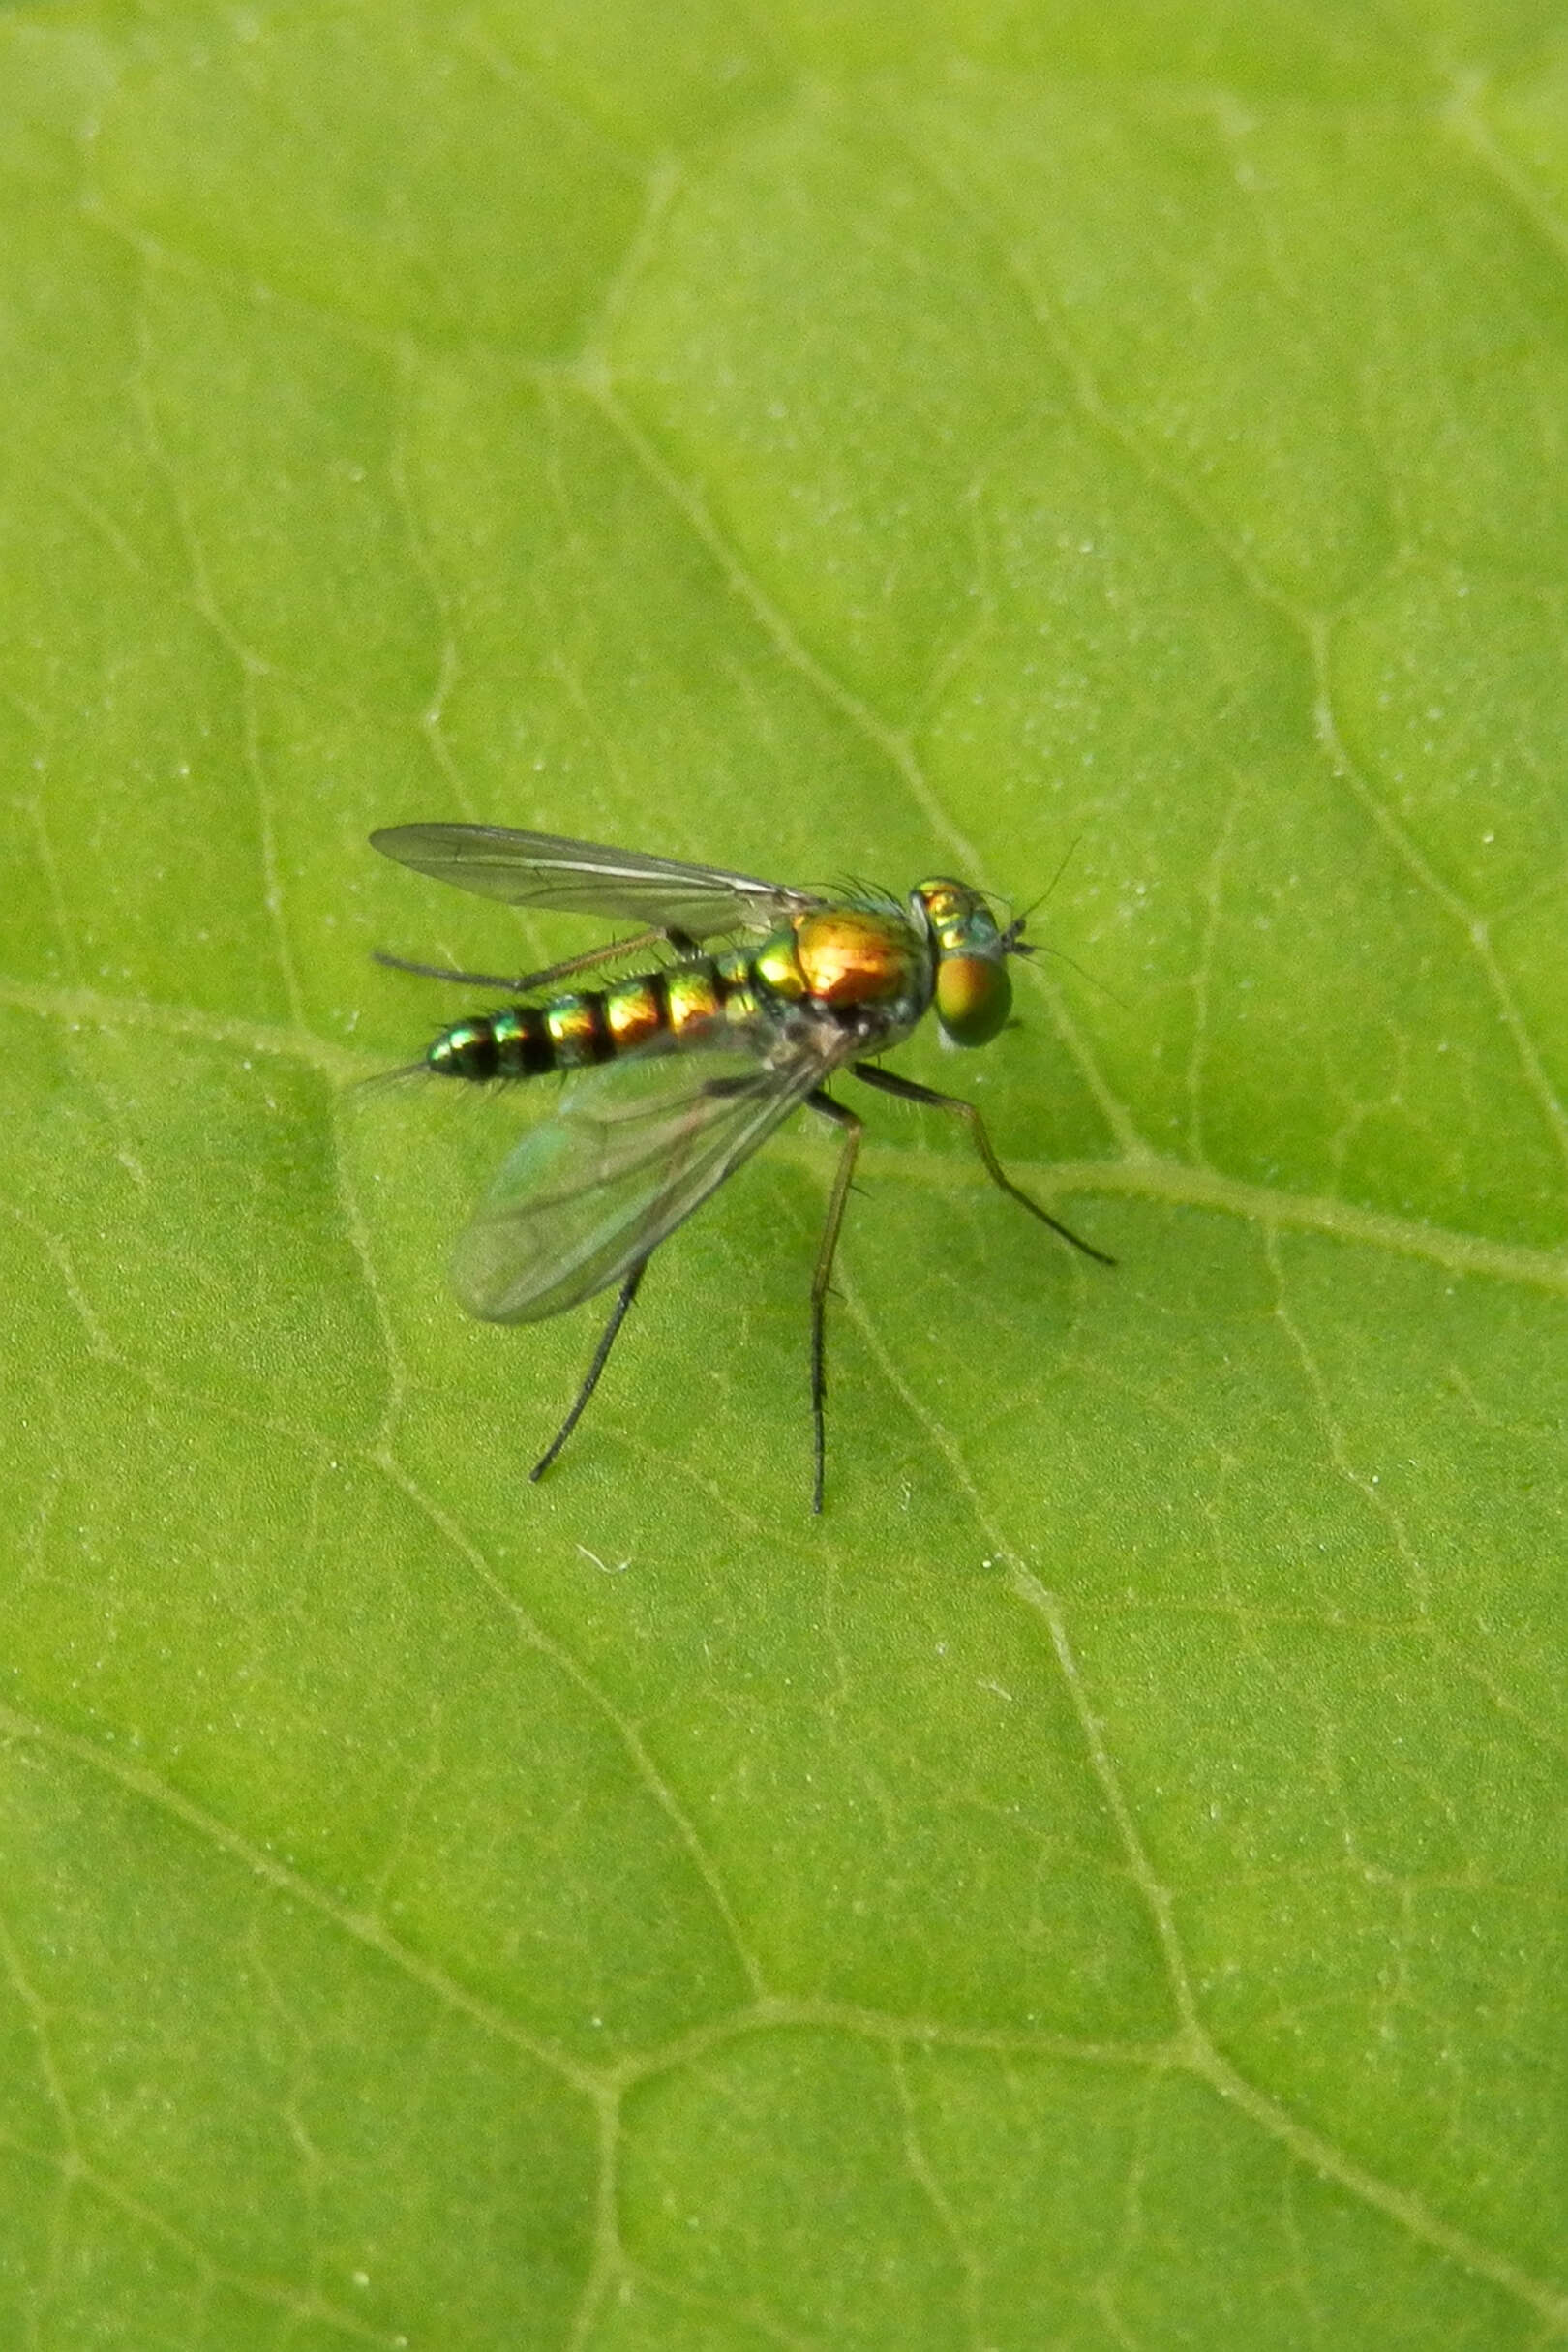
[452,1025,847,1323]
[371,823,820,941]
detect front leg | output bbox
[849,1063,1113,1265]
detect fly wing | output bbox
[451,1025,846,1323]
[372,823,820,941]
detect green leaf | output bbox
[3,3,1565,2344]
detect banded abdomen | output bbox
[426,906,930,1082]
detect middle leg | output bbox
[805,1089,866,1515]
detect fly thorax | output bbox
[790,909,922,1010]
[913,878,1013,1046]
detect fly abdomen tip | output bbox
[429,1020,499,1080]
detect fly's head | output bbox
[912,877,1023,1046]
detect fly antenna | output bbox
[998,834,1080,951]
[1003,836,1129,1010]
[1002,834,1082,942]
[1033,944,1129,1010]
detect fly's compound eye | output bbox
[934,952,1011,1045]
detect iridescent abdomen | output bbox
[427,951,759,1081]
[425,909,930,1084]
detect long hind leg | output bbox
[529,1258,650,1485]
[375,925,689,995]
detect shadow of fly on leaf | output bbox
[367,822,1113,1512]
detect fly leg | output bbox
[374,925,688,995]
[849,1064,1115,1266]
[529,1257,650,1486]
[805,1089,866,1515]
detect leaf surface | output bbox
[2,4,1565,2344]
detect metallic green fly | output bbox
[372,823,1112,1510]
